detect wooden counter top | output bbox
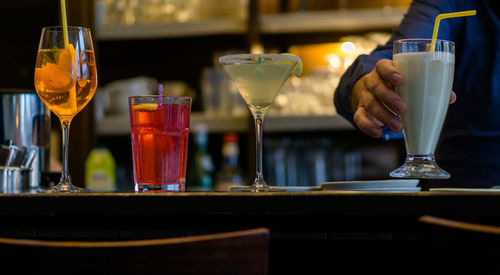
[1,191,499,273]
[1,190,500,216]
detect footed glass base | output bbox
[390,155,450,179]
[230,185,286,192]
[230,179,286,192]
[38,182,90,193]
[135,183,184,193]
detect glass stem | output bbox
[60,120,71,184]
[254,116,265,185]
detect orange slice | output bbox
[132,103,158,111]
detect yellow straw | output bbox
[430,10,476,51]
[60,0,69,48]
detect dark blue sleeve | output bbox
[334,0,458,130]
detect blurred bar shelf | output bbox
[96,113,353,136]
[97,112,249,135]
[260,7,407,34]
[96,8,406,40]
[189,113,249,133]
[96,18,247,40]
[264,114,353,132]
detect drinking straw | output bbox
[430,10,476,51]
[60,0,69,48]
[158,83,164,106]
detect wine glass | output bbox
[34,26,98,192]
[219,54,299,192]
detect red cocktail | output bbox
[129,96,191,192]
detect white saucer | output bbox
[341,187,421,192]
[320,179,420,191]
[429,188,500,192]
[282,186,322,191]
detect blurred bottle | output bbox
[85,145,116,192]
[187,125,214,191]
[215,133,244,191]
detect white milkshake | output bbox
[394,51,455,155]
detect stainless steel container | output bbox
[0,89,51,190]
[0,167,31,193]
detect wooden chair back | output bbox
[419,215,500,235]
[0,227,269,275]
[419,215,500,272]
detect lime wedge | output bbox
[281,53,303,77]
[133,103,158,111]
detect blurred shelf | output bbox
[97,114,130,135]
[96,112,249,136]
[265,114,353,132]
[190,113,249,133]
[96,113,353,136]
[96,18,246,40]
[96,8,406,40]
[260,8,407,34]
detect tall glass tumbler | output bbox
[129,96,191,192]
[390,39,455,179]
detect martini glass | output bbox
[219,54,299,192]
[34,26,97,192]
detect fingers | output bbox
[364,70,406,114]
[351,59,406,137]
[352,59,456,138]
[357,89,403,133]
[374,59,405,87]
[353,107,383,138]
[450,91,456,104]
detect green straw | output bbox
[60,0,69,48]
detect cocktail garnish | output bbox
[281,53,303,77]
[133,103,158,111]
[37,44,76,91]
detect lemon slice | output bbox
[133,103,158,111]
[281,53,303,77]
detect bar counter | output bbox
[1,190,500,273]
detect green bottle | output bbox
[85,146,116,192]
[187,125,214,191]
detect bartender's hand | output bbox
[350,59,456,138]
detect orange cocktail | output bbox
[35,44,97,122]
[34,26,97,193]
[129,96,191,192]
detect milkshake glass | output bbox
[390,39,454,179]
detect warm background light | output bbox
[289,42,360,75]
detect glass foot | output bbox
[390,155,450,179]
[37,182,90,193]
[135,183,184,193]
[230,185,286,192]
[230,179,286,192]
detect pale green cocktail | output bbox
[219,54,299,192]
